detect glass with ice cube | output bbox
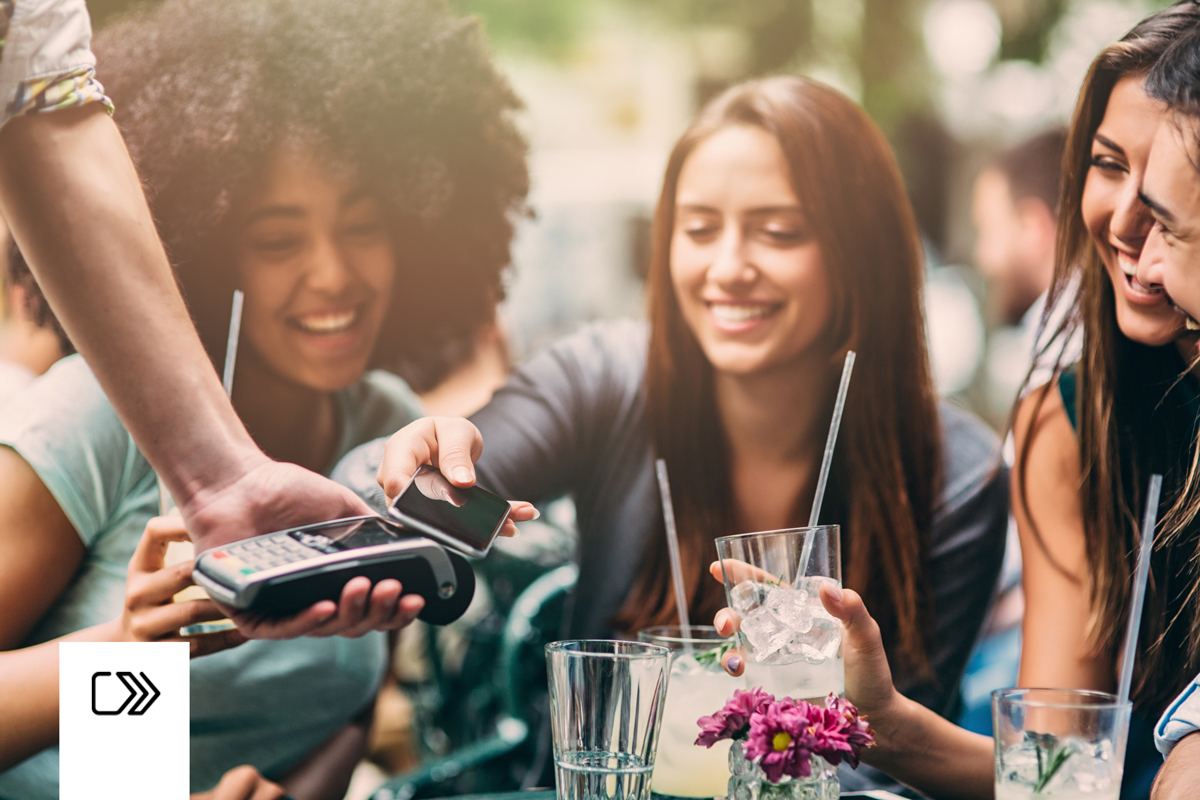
[992,688,1131,800]
[638,626,741,799]
[714,527,843,702]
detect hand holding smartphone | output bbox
[387,465,512,557]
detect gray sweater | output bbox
[335,319,1009,796]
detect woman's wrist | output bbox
[859,689,917,768]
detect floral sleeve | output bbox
[0,0,113,127]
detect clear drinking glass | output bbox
[638,626,740,800]
[713,526,843,702]
[992,688,1131,800]
[546,640,672,800]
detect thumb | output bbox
[432,417,483,487]
[818,583,898,719]
[819,584,886,663]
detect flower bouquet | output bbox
[695,688,874,800]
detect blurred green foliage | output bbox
[450,0,584,59]
[995,0,1070,63]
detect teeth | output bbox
[1187,316,1200,331]
[295,309,358,334]
[709,304,775,323]
[1118,252,1138,277]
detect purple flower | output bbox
[743,700,817,782]
[695,687,775,747]
[699,690,874,780]
[806,694,875,769]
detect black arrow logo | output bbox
[91,671,161,715]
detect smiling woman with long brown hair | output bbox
[345,75,1008,794]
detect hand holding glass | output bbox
[714,526,843,701]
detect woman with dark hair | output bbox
[342,75,1008,794]
[733,5,1200,798]
[1011,2,1200,789]
[0,0,529,797]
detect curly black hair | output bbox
[77,0,529,391]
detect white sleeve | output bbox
[1156,673,1200,756]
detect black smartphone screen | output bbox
[390,466,510,554]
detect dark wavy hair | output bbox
[77,0,528,391]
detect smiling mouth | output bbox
[1112,248,1165,298]
[289,307,362,335]
[707,302,782,323]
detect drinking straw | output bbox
[798,351,856,575]
[222,290,245,397]
[655,458,692,646]
[1117,473,1163,705]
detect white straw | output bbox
[655,458,692,646]
[222,290,245,397]
[798,351,856,575]
[1117,473,1162,705]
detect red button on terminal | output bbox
[213,550,228,559]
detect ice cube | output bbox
[764,587,813,633]
[730,581,768,614]
[740,606,792,661]
[1060,737,1117,793]
[999,739,1042,786]
[783,615,841,664]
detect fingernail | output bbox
[827,584,843,602]
[453,467,473,484]
[530,508,541,520]
[727,656,741,673]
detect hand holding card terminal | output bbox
[192,516,476,625]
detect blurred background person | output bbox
[0,236,71,404]
[974,128,1067,331]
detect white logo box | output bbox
[60,641,188,800]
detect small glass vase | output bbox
[726,740,839,800]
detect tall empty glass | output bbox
[638,626,740,799]
[714,526,843,701]
[992,688,1131,800]
[546,640,671,800]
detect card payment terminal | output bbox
[192,516,476,625]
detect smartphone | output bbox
[387,465,511,557]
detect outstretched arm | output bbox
[0,107,424,639]
[0,106,371,548]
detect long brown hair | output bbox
[613,77,942,676]
[1020,1,1200,715]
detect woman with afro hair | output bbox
[0,0,530,797]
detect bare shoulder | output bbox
[1011,378,1086,572]
[0,446,83,650]
[1013,378,1080,483]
